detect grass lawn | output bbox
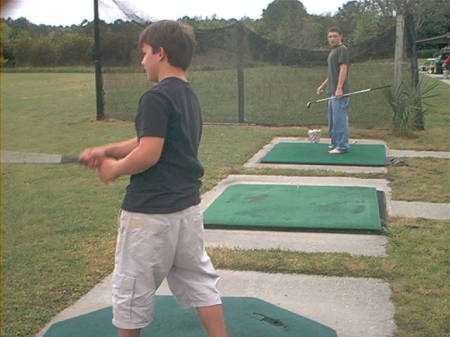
[2,71,449,337]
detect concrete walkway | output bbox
[389,149,450,159]
[421,72,450,85]
[36,270,396,337]
[205,229,388,257]
[391,201,450,220]
[244,137,450,174]
[244,138,388,174]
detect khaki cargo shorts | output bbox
[112,205,222,330]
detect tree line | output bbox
[1,0,448,67]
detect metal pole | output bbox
[94,0,105,120]
[236,22,245,123]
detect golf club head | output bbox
[306,101,312,109]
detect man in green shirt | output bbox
[316,27,350,154]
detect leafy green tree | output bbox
[335,1,367,42]
[353,10,381,44]
[261,0,309,47]
[1,21,15,66]
[262,0,308,31]
[11,30,33,66]
[363,0,449,38]
[101,31,136,65]
[298,16,327,49]
[54,33,93,65]
[29,37,57,66]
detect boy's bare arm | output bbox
[79,138,138,168]
[97,137,164,183]
[103,138,139,158]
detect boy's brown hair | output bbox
[327,26,343,36]
[139,20,196,70]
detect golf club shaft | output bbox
[315,88,370,103]
[318,85,391,103]
[309,85,392,107]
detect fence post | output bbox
[394,14,405,95]
[405,14,424,130]
[236,22,245,123]
[94,0,105,120]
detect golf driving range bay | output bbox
[3,72,449,337]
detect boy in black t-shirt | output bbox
[80,21,227,337]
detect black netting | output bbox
[99,1,398,128]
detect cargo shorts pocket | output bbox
[112,272,136,322]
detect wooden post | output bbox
[405,14,424,130]
[236,22,245,123]
[94,0,105,120]
[393,14,405,95]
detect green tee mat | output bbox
[203,184,383,233]
[43,296,337,337]
[260,142,387,166]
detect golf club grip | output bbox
[61,155,83,164]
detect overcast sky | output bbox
[3,0,348,26]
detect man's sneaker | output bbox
[328,148,348,154]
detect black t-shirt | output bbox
[121,77,204,214]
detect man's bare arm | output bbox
[317,78,328,95]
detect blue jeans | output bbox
[328,96,350,151]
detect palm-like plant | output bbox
[385,78,439,137]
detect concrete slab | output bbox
[244,138,449,174]
[388,149,450,159]
[200,175,390,257]
[244,137,389,174]
[391,201,450,220]
[36,270,396,337]
[205,229,388,257]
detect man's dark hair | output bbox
[139,20,196,70]
[328,26,343,36]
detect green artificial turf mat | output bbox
[43,296,337,337]
[260,142,386,166]
[203,184,383,232]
